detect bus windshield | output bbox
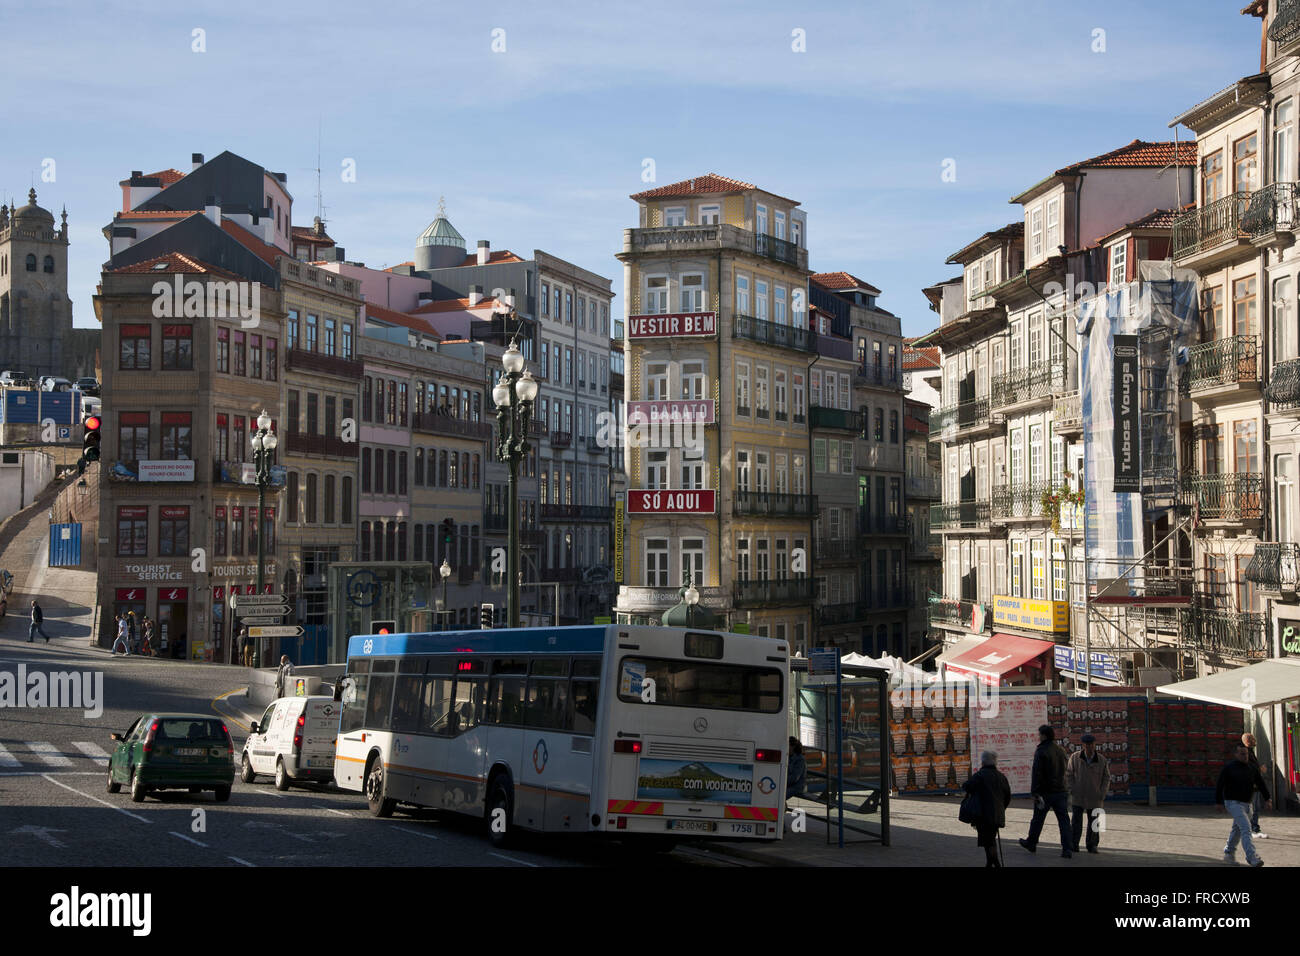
[617,657,782,713]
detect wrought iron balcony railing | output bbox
[733,577,817,607]
[1173,192,1252,261]
[732,314,816,353]
[927,594,988,630]
[549,430,572,448]
[285,347,363,380]
[1180,472,1264,521]
[1270,0,1300,49]
[1267,356,1300,409]
[541,503,580,520]
[991,480,1052,520]
[857,513,909,535]
[754,232,801,267]
[991,361,1065,409]
[733,490,818,517]
[855,364,905,390]
[1243,543,1300,592]
[814,537,858,562]
[484,512,509,532]
[1180,606,1267,659]
[1187,334,1259,391]
[909,533,942,559]
[283,433,359,458]
[529,419,546,438]
[809,405,860,431]
[585,436,604,454]
[931,500,990,530]
[931,397,991,433]
[411,412,494,440]
[1053,389,1082,430]
[817,602,869,626]
[905,474,941,498]
[1242,181,1299,237]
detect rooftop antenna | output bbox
[314,119,327,228]
[438,195,447,218]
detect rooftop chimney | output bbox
[131,170,143,179]
[468,285,482,307]
[192,153,204,170]
[204,195,221,225]
[477,240,490,266]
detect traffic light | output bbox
[82,415,101,461]
[442,518,454,544]
[479,603,494,630]
[370,620,396,635]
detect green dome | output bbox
[417,213,465,248]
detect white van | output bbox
[240,696,339,790]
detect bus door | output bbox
[520,657,597,832]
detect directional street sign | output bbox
[239,615,283,626]
[235,604,291,618]
[248,625,305,638]
[233,593,286,608]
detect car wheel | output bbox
[365,755,395,818]
[240,753,256,784]
[215,785,231,802]
[275,758,291,791]
[486,776,514,848]
[129,768,146,803]
[106,768,120,794]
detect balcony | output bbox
[909,534,941,560]
[1179,473,1264,522]
[930,500,990,531]
[1053,390,1082,434]
[283,432,358,458]
[1180,607,1267,660]
[814,537,858,562]
[1242,182,1299,242]
[927,595,988,631]
[733,490,817,517]
[809,405,860,431]
[817,602,868,626]
[411,412,494,441]
[541,503,579,520]
[1267,356,1300,409]
[578,505,614,521]
[550,431,572,448]
[855,364,904,390]
[1172,192,1252,266]
[610,370,624,394]
[484,512,509,532]
[991,361,1065,410]
[1270,0,1300,54]
[1186,335,1259,396]
[625,223,809,271]
[857,513,909,535]
[905,474,941,499]
[931,397,995,435]
[991,481,1052,521]
[1243,543,1299,594]
[528,419,546,439]
[732,314,816,353]
[733,577,817,607]
[585,435,604,454]
[285,348,363,380]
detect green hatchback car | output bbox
[106,714,235,802]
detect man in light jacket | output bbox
[1066,733,1110,854]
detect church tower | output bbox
[0,188,73,378]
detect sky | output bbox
[1,0,1263,339]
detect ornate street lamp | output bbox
[494,339,537,628]
[662,569,717,629]
[250,409,278,668]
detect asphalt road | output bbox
[0,630,746,867]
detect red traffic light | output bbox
[84,416,101,431]
[378,627,390,634]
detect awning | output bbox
[1157,658,1300,710]
[942,633,1056,684]
[936,634,990,667]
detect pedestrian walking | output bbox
[141,617,155,656]
[1242,733,1269,840]
[126,611,140,654]
[276,654,294,697]
[112,613,130,655]
[1217,744,1270,867]
[786,736,807,806]
[963,750,1012,867]
[28,600,51,643]
[1066,733,1111,854]
[238,626,252,667]
[1020,724,1074,858]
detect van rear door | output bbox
[300,698,340,769]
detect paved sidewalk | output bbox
[700,794,1300,867]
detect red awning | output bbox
[942,633,1056,684]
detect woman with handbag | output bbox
[962,750,1012,867]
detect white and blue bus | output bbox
[333,624,789,845]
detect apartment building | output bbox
[613,174,814,648]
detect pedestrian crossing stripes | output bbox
[27,742,73,767]
[73,741,110,765]
[0,742,111,771]
[0,744,20,768]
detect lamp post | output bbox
[684,578,701,628]
[439,558,451,630]
[250,409,278,668]
[493,340,538,628]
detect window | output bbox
[679,273,705,313]
[565,292,573,324]
[1046,198,1060,252]
[25,254,36,271]
[1109,242,1127,287]
[249,334,262,378]
[756,205,768,236]
[1234,419,1258,473]
[874,408,884,442]
[287,310,300,351]
[342,323,353,360]
[1234,133,1258,193]
[755,280,768,321]
[118,412,150,465]
[1277,454,1295,543]
[774,369,787,420]
[324,318,336,356]
[1031,539,1045,600]
[306,314,318,352]
[214,506,227,556]
[160,412,192,460]
[736,361,750,415]
[233,416,245,464]
[232,330,246,376]
[793,373,805,424]
[540,342,548,379]
[647,451,668,489]
[1273,276,1295,360]
[814,438,827,474]
[774,210,786,240]
[116,506,148,556]
[736,275,750,315]
[646,539,669,586]
[1233,275,1258,338]
[1203,149,1225,203]
[160,325,193,370]
[646,276,668,314]
[306,393,318,435]
[306,473,318,523]
[1204,285,1225,341]
[1030,206,1043,258]
[1052,540,1067,602]
[889,410,899,444]
[1011,540,1024,597]
[841,441,853,474]
[158,506,190,557]
[230,507,243,555]
[698,203,720,224]
[342,476,353,524]
[664,206,686,227]
[681,457,705,490]
[755,365,769,418]
[120,324,151,370]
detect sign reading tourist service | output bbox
[628,489,716,514]
[627,312,717,339]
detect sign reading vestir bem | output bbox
[1112,334,1140,492]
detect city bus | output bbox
[333,624,789,845]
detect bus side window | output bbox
[392,675,424,734]
[419,677,457,735]
[571,679,599,735]
[525,678,570,730]
[366,674,396,731]
[340,676,370,733]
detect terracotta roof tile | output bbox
[384,261,415,272]
[364,302,442,337]
[902,345,941,370]
[105,252,243,281]
[290,224,335,245]
[1056,140,1196,175]
[811,271,882,295]
[221,219,281,267]
[631,173,757,201]
[409,296,501,315]
[114,210,203,221]
[455,250,524,267]
[147,169,186,186]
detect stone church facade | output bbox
[0,188,77,379]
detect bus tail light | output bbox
[143,721,158,753]
[616,817,628,829]
[614,740,642,754]
[754,748,781,763]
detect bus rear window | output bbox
[617,657,782,713]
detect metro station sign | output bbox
[627,489,716,514]
[627,312,717,339]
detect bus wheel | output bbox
[365,756,395,818]
[486,777,513,848]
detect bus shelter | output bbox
[790,659,890,846]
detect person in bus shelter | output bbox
[786,737,807,807]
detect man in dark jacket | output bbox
[1067,733,1111,854]
[1020,724,1073,857]
[964,750,1012,867]
[1242,733,1269,839]
[1217,744,1270,867]
[28,600,51,643]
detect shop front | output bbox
[156,586,189,660]
[941,632,1056,686]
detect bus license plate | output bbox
[667,820,716,832]
[729,823,754,835]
